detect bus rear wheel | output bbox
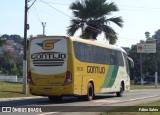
[48,96,62,102]
[86,83,94,101]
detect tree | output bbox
[0,36,6,47]
[0,34,23,76]
[67,0,123,44]
[0,40,6,47]
[10,34,22,44]
[0,34,23,47]
[140,40,145,43]
[128,30,160,82]
[0,52,15,75]
[152,29,160,44]
[144,31,150,39]
[152,29,160,75]
[1,34,9,39]
[0,52,23,76]
[128,45,141,80]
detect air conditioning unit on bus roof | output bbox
[36,34,46,37]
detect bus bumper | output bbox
[29,85,73,96]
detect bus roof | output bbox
[69,36,126,53]
[34,35,126,53]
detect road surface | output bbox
[0,89,160,114]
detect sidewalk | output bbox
[0,96,44,101]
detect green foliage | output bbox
[10,34,22,44]
[152,29,160,41]
[129,45,157,79]
[0,34,23,77]
[129,29,160,80]
[1,34,23,44]
[0,52,23,76]
[0,36,6,47]
[67,0,123,44]
[1,34,10,39]
[0,40,6,47]
[128,45,140,79]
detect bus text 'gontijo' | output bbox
[31,52,66,60]
[87,66,105,74]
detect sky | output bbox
[1,0,160,48]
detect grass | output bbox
[101,98,160,115]
[138,101,160,106]
[130,84,160,90]
[0,81,33,98]
[0,81,159,98]
[101,112,160,115]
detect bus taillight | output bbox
[28,71,34,85]
[63,71,72,85]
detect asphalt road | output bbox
[0,89,160,114]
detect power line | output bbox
[28,0,37,10]
[118,5,160,12]
[36,1,160,10]
[37,1,160,12]
[118,36,143,42]
[39,0,71,18]
[38,0,143,42]
[37,2,69,6]
[32,6,69,22]
[119,5,160,10]
[120,8,160,12]
[32,5,42,23]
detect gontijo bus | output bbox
[28,36,134,101]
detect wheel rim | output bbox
[89,86,93,98]
[120,85,123,94]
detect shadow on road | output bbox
[0,94,117,106]
[0,98,48,107]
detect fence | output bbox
[0,74,23,83]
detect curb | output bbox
[0,96,44,102]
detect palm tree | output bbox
[67,0,123,44]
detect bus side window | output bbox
[123,53,130,75]
[111,50,116,65]
[73,42,85,62]
[104,49,111,64]
[116,51,124,66]
[85,45,94,63]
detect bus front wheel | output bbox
[116,83,124,97]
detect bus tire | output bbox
[116,83,124,97]
[48,96,62,102]
[86,83,94,101]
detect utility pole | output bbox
[140,53,143,85]
[23,0,37,94]
[23,0,28,94]
[42,22,46,35]
[155,39,158,88]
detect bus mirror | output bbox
[127,57,134,68]
[130,61,134,68]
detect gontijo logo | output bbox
[31,39,66,66]
[36,39,60,50]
